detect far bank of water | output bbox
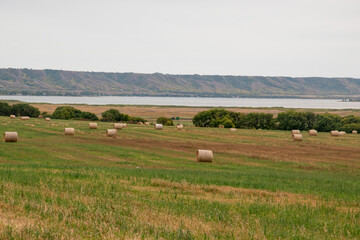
[0,95,359,109]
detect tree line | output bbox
[192,109,360,133]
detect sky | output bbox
[0,0,359,78]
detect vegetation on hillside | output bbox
[1,68,360,97]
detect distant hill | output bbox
[0,68,359,98]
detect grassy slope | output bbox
[1,68,360,97]
[0,117,359,239]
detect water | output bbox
[0,95,359,109]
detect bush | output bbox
[129,116,147,124]
[193,109,231,127]
[340,123,360,133]
[277,111,316,130]
[220,117,235,128]
[0,102,12,116]
[101,109,130,122]
[245,113,275,129]
[80,111,99,121]
[341,115,360,125]
[11,103,40,117]
[52,106,82,119]
[157,117,173,126]
[314,113,342,132]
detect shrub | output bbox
[341,115,360,125]
[245,113,275,129]
[129,116,147,124]
[157,117,173,126]
[340,123,360,133]
[80,111,99,121]
[52,106,82,119]
[193,109,231,127]
[276,111,316,130]
[220,117,235,128]
[101,109,130,122]
[11,103,40,117]
[0,102,12,116]
[314,113,342,132]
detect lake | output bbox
[0,95,359,109]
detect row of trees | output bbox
[0,102,40,117]
[193,109,360,132]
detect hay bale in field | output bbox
[10,115,16,119]
[155,124,163,130]
[339,131,346,136]
[45,118,51,122]
[89,123,97,129]
[176,124,184,130]
[292,134,303,141]
[308,129,317,136]
[38,115,43,119]
[64,128,75,136]
[219,125,224,128]
[330,130,339,137]
[291,130,300,134]
[196,149,213,162]
[3,132,18,142]
[114,123,122,129]
[120,123,127,128]
[230,128,237,132]
[138,122,144,125]
[352,130,358,134]
[106,129,117,138]
[20,116,30,120]
[144,122,150,126]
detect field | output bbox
[0,114,360,239]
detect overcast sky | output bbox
[0,0,359,77]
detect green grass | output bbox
[0,116,359,239]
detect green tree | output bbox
[314,113,342,132]
[101,109,130,122]
[0,102,12,116]
[52,106,82,119]
[157,117,173,126]
[11,103,40,117]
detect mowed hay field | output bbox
[0,117,360,239]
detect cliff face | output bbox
[0,68,359,97]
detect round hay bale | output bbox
[120,123,127,128]
[20,116,30,120]
[330,130,339,137]
[10,115,16,119]
[219,125,224,129]
[155,124,163,130]
[230,128,237,132]
[352,130,358,134]
[176,124,184,130]
[38,115,43,119]
[114,123,122,129]
[196,149,213,162]
[106,129,117,138]
[308,129,317,136]
[291,130,300,134]
[64,128,75,136]
[138,122,144,125]
[144,122,150,126]
[89,122,98,129]
[3,132,18,142]
[292,134,303,141]
[339,131,346,136]
[45,118,51,122]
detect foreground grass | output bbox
[0,117,359,239]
